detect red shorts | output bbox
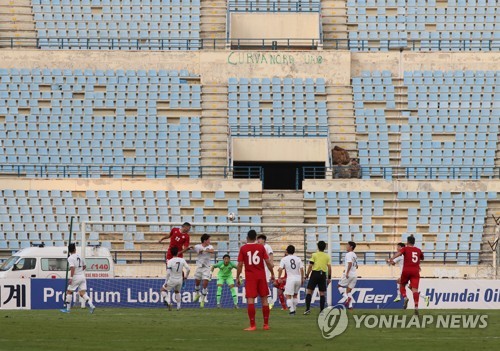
[274,279,286,291]
[245,278,269,299]
[400,269,420,289]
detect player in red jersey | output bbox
[273,251,288,310]
[236,229,275,331]
[389,235,424,315]
[159,222,191,268]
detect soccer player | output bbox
[257,234,275,309]
[389,234,424,315]
[338,241,358,310]
[304,240,331,314]
[211,254,239,308]
[159,222,191,269]
[273,251,288,310]
[193,234,214,308]
[278,245,304,315]
[387,243,430,305]
[237,229,274,331]
[161,246,191,310]
[60,243,95,314]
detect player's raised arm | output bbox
[389,247,404,263]
[183,261,191,279]
[159,230,172,243]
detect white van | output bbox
[0,246,114,279]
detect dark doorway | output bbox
[234,162,325,190]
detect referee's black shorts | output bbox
[307,270,327,292]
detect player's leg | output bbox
[410,273,420,314]
[244,280,257,330]
[174,285,182,310]
[284,279,295,313]
[216,283,223,307]
[399,272,410,309]
[160,280,170,305]
[258,279,270,329]
[338,273,348,303]
[318,274,327,311]
[226,277,238,307]
[346,277,357,309]
[61,288,74,312]
[193,268,202,302]
[394,277,402,302]
[78,282,95,313]
[199,268,210,307]
[304,272,317,314]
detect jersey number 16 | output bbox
[247,251,261,265]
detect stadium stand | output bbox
[0,188,262,261]
[228,77,328,136]
[347,0,500,51]
[0,68,202,177]
[354,70,500,179]
[304,190,498,265]
[32,0,201,50]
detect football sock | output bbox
[413,291,420,308]
[230,287,238,305]
[347,293,353,308]
[82,293,94,308]
[319,295,326,311]
[293,298,299,311]
[278,293,286,308]
[161,291,167,302]
[396,284,401,297]
[201,288,208,297]
[65,293,72,310]
[305,293,312,310]
[419,292,426,300]
[247,303,256,327]
[263,305,270,325]
[175,293,181,308]
[194,285,200,294]
[216,286,222,304]
[400,284,407,298]
[286,298,294,312]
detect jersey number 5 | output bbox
[411,252,419,263]
[247,251,261,265]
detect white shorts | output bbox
[163,279,183,292]
[194,267,211,281]
[284,277,301,296]
[68,275,87,292]
[339,274,357,289]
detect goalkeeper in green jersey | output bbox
[211,254,239,308]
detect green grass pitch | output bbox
[1,308,498,351]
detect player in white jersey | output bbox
[338,241,358,310]
[60,243,95,314]
[161,246,191,310]
[257,233,275,309]
[387,242,429,306]
[278,245,304,315]
[193,234,214,307]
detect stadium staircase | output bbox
[200,0,227,49]
[262,190,305,258]
[0,0,36,47]
[200,83,229,173]
[327,84,356,155]
[321,0,348,48]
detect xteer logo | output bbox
[317,305,349,339]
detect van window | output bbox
[13,258,37,271]
[41,258,67,271]
[0,256,19,271]
[87,258,110,272]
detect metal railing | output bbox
[228,1,321,12]
[229,125,329,137]
[0,164,263,180]
[2,37,499,51]
[303,166,500,180]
